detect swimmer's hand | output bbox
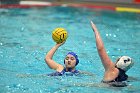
[91,21,98,32]
[56,41,66,47]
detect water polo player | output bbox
[45,42,79,76]
[90,21,134,87]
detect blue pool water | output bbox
[0,6,140,93]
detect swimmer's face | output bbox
[64,54,77,68]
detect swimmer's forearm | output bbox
[91,21,104,50]
[45,42,65,69]
[45,44,61,69]
[91,21,113,70]
[95,31,104,51]
[45,44,61,60]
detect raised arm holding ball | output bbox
[45,28,79,76]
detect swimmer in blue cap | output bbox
[45,42,79,76]
[90,21,134,87]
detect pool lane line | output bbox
[0,1,140,13]
[67,3,140,13]
[0,1,60,8]
[0,3,116,11]
[116,7,140,13]
[67,3,116,11]
[0,4,60,8]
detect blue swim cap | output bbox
[64,52,79,66]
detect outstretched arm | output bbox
[90,21,114,71]
[45,42,65,72]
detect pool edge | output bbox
[0,1,140,13]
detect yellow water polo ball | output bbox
[52,28,68,44]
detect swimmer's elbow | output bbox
[96,42,104,51]
[45,58,50,64]
[45,55,52,62]
[97,46,104,52]
[97,47,107,57]
[44,59,54,69]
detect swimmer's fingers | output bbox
[61,41,66,45]
[56,41,66,46]
[90,21,98,32]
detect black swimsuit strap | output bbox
[115,68,128,82]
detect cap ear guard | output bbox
[115,56,134,72]
[76,59,79,66]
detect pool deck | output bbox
[0,1,140,13]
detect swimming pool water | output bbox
[0,6,140,93]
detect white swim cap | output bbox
[115,56,134,72]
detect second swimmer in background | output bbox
[90,21,134,87]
